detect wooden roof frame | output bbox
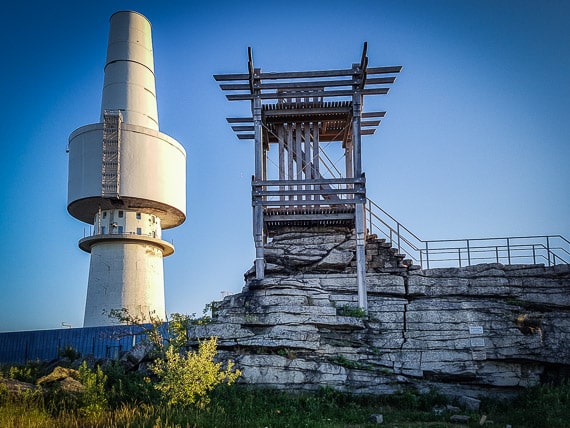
[214,43,402,144]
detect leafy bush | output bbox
[77,361,107,417]
[103,361,159,408]
[337,304,367,318]
[6,361,44,383]
[151,337,241,408]
[58,345,81,362]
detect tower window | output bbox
[118,211,124,218]
[136,227,142,235]
[102,212,107,218]
[136,212,141,219]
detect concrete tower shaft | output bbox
[67,11,186,327]
[101,11,158,130]
[67,10,186,228]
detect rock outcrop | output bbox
[189,229,570,400]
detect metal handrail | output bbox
[365,198,570,268]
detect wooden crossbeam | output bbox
[227,87,389,101]
[227,117,253,123]
[214,65,401,83]
[362,111,386,118]
[219,76,396,91]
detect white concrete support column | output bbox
[67,11,186,327]
[84,242,166,326]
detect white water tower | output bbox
[67,11,186,327]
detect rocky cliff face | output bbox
[189,228,570,402]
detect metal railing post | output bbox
[466,239,471,266]
[495,246,499,263]
[546,236,551,266]
[507,238,511,265]
[532,245,536,264]
[458,248,462,268]
[425,241,430,269]
[368,199,372,235]
[397,223,401,253]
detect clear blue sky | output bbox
[1,0,568,332]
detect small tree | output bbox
[151,337,241,408]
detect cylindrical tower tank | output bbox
[67,11,186,327]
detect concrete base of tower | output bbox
[83,241,166,327]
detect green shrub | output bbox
[77,361,107,418]
[58,345,81,362]
[103,361,159,408]
[151,337,241,408]
[338,304,368,318]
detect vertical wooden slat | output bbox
[287,124,294,204]
[313,122,320,203]
[295,123,303,202]
[304,123,312,200]
[278,125,285,201]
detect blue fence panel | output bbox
[0,325,153,365]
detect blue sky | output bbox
[1,0,568,332]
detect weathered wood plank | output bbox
[366,66,403,74]
[362,111,386,118]
[227,117,253,123]
[263,106,351,118]
[253,177,365,186]
[215,66,401,82]
[253,198,362,207]
[254,187,365,197]
[214,73,249,81]
[264,213,355,221]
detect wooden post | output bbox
[353,63,367,312]
[252,65,264,280]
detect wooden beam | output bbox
[227,87,389,101]
[220,77,395,92]
[227,117,253,123]
[253,198,363,207]
[253,187,365,197]
[263,106,351,118]
[213,73,249,81]
[264,213,355,221]
[214,66,402,82]
[367,66,403,74]
[253,177,365,186]
[362,111,386,118]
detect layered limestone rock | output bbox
[189,229,570,400]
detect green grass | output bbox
[2,369,570,428]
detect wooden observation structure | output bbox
[215,44,401,310]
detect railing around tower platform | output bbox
[252,176,366,233]
[365,198,570,268]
